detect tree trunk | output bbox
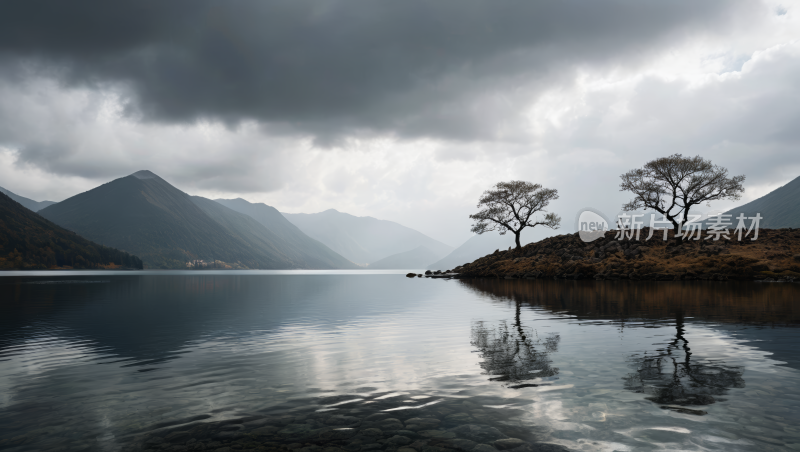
[670,216,680,233]
[514,231,522,249]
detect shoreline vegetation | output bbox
[413,227,800,282]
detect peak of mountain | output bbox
[721,175,800,228]
[0,186,57,212]
[0,191,142,270]
[38,174,356,269]
[131,170,158,179]
[281,209,453,265]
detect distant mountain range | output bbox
[213,198,360,269]
[720,175,800,228]
[0,186,56,211]
[282,209,453,265]
[367,245,442,270]
[14,171,798,271]
[0,191,142,270]
[38,171,356,269]
[428,232,517,271]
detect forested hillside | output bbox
[0,192,142,270]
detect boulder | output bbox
[386,436,412,447]
[448,425,507,443]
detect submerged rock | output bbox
[132,392,573,452]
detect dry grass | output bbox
[454,228,800,281]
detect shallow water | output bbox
[0,271,799,451]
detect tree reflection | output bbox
[471,301,560,387]
[624,311,745,409]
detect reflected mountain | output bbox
[471,301,559,388]
[623,311,745,413]
[0,274,439,369]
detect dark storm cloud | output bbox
[1,0,752,141]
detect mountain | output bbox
[720,175,800,228]
[0,191,142,270]
[427,232,516,271]
[281,209,453,265]
[212,198,357,269]
[367,245,441,270]
[0,186,56,211]
[38,171,356,269]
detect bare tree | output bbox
[469,181,560,250]
[620,154,745,232]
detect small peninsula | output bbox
[437,228,800,282]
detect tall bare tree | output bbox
[620,154,745,232]
[469,181,560,250]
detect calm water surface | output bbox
[1,271,799,451]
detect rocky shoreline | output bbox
[410,228,800,282]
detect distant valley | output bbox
[0,186,56,212]
[281,209,453,266]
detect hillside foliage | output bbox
[0,192,143,270]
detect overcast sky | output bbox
[1,0,799,247]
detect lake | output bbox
[1,271,799,452]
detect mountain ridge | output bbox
[213,198,358,269]
[367,245,441,270]
[0,186,57,212]
[38,171,356,269]
[0,191,142,270]
[281,209,453,265]
[720,175,800,228]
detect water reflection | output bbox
[459,279,800,326]
[1,274,800,452]
[460,278,800,371]
[0,274,433,369]
[623,311,745,413]
[471,301,559,388]
[460,279,800,416]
